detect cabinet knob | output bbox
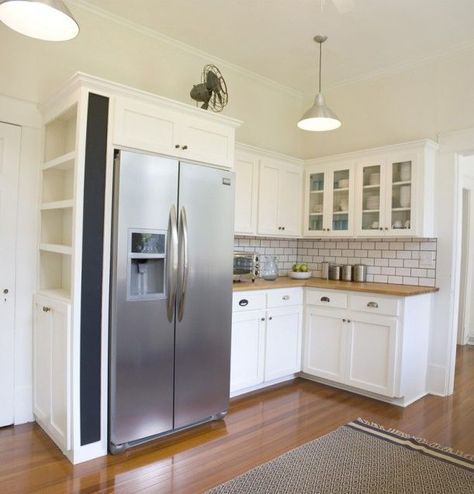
[384,227,388,231]
[175,144,180,149]
[282,226,285,230]
[379,227,383,231]
[182,145,188,150]
[3,288,8,294]
[268,316,273,320]
[347,319,351,323]
[42,306,51,313]
[342,318,346,322]
[282,295,290,300]
[261,317,265,321]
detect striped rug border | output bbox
[348,418,474,472]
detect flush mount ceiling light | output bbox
[0,0,79,41]
[297,35,341,132]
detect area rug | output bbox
[206,418,474,493]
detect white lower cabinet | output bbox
[304,309,346,384]
[303,288,431,404]
[345,314,398,397]
[33,294,71,452]
[231,289,303,396]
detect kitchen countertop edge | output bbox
[232,277,439,297]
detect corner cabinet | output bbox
[234,144,303,237]
[303,140,437,238]
[36,73,241,464]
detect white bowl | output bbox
[288,271,312,279]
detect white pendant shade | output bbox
[0,0,79,41]
[297,93,341,131]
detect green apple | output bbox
[300,264,308,272]
[292,263,297,272]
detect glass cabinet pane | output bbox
[332,169,349,232]
[308,172,325,232]
[391,161,412,230]
[361,165,382,231]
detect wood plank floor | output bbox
[1,345,473,493]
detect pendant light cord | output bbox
[319,41,322,93]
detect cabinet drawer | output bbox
[306,289,348,309]
[350,294,400,316]
[233,291,266,312]
[267,288,303,308]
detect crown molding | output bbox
[236,141,304,166]
[68,0,303,100]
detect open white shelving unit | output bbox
[38,105,78,302]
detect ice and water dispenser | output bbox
[128,230,166,300]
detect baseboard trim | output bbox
[467,336,474,346]
[426,363,449,396]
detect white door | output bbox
[303,308,346,383]
[265,306,302,381]
[257,160,280,235]
[230,310,266,393]
[346,313,399,397]
[278,165,302,236]
[0,122,21,427]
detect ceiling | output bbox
[80,0,474,93]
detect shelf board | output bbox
[42,151,76,171]
[392,181,411,186]
[333,187,349,192]
[310,190,324,194]
[362,209,380,213]
[392,207,411,211]
[37,288,71,304]
[363,184,380,189]
[333,211,349,215]
[39,243,72,255]
[309,212,323,216]
[40,200,74,210]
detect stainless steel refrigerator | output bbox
[109,149,234,453]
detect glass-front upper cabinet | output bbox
[305,162,354,236]
[388,159,414,234]
[357,160,386,236]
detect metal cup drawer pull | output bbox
[282,295,290,300]
[320,296,330,303]
[42,306,51,312]
[367,301,379,308]
[238,299,249,307]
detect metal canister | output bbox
[329,264,341,280]
[341,264,353,281]
[353,264,367,282]
[320,262,329,280]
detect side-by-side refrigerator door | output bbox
[110,151,179,450]
[174,162,235,429]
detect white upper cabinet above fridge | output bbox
[113,95,239,169]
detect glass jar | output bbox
[259,255,279,281]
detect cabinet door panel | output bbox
[257,161,280,235]
[33,300,52,423]
[50,303,71,450]
[346,314,398,397]
[303,309,346,383]
[234,152,259,234]
[113,97,180,155]
[306,170,327,235]
[230,311,266,392]
[278,167,302,236]
[265,306,302,381]
[181,117,234,168]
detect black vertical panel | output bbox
[80,93,109,445]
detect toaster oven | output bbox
[233,251,257,282]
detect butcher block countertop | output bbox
[232,277,439,297]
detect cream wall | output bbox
[300,45,474,158]
[0,2,303,157]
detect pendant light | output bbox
[298,35,341,132]
[0,0,79,41]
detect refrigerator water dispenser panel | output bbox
[128,230,166,300]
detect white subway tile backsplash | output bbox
[234,236,437,286]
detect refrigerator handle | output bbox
[177,207,189,322]
[166,205,178,322]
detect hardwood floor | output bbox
[1,345,474,493]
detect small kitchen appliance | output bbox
[233,251,257,282]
